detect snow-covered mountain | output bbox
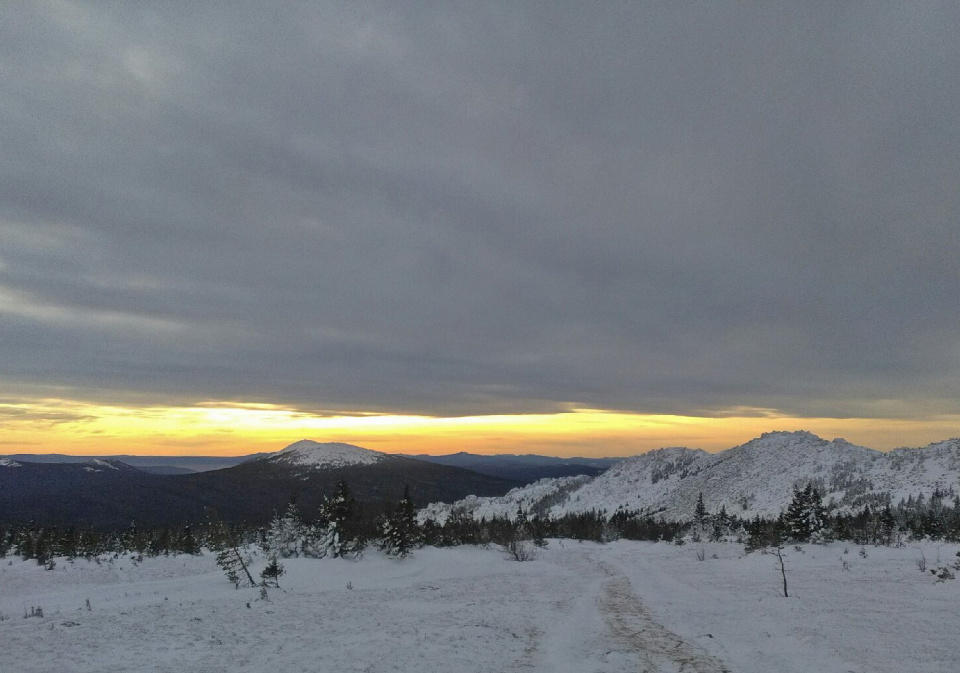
[251,439,391,470]
[0,440,520,528]
[254,440,388,470]
[422,431,960,522]
[83,458,128,472]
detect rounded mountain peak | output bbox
[268,440,386,469]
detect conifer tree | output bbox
[530,514,549,548]
[694,492,708,526]
[380,485,421,558]
[441,505,480,546]
[305,480,361,559]
[59,527,80,559]
[264,502,304,558]
[177,525,201,555]
[806,485,828,543]
[786,486,811,542]
[216,545,256,588]
[515,504,529,538]
[786,483,828,543]
[260,556,285,587]
[880,505,896,545]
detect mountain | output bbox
[135,465,198,475]
[183,441,521,523]
[401,452,617,483]
[0,459,166,527]
[1,453,268,472]
[420,431,960,523]
[3,447,620,481]
[261,440,388,470]
[0,441,520,528]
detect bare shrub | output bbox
[773,546,789,598]
[503,538,536,562]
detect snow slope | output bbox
[1,541,957,673]
[255,440,387,470]
[423,431,960,522]
[82,459,123,473]
[418,475,592,524]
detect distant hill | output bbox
[135,465,198,475]
[0,441,519,528]
[1,453,266,472]
[420,431,960,523]
[401,452,619,483]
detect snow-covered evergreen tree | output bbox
[264,502,304,558]
[301,520,334,558]
[302,480,361,559]
[785,483,828,543]
[380,485,422,558]
[805,485,829,544]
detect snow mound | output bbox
[261,440,387,470]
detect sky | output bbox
[1,2,959,457]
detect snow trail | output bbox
[594,557,730,673]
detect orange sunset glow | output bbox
[3,398,959,457]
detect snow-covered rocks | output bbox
[418,475,592,524]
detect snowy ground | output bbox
[1,541,958,673]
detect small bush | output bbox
[503,539,536,562]
[934,566,955,582]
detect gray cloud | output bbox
[0,2,958,419]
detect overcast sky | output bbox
[1,2,958,424]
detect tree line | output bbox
[4,480,960,570]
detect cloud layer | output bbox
[1,2,958,419]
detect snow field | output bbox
[606,540,960,673]
[1,541,957,673]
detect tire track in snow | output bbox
[594,559,731,673]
